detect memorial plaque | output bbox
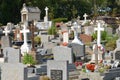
[51,70,62,80]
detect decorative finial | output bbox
[23,3,26,7]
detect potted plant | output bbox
[22,53,36,73]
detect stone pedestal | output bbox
[20,43,30,55]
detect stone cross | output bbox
[83,13,88,21]
[45,7,49,16]
[20,24,30,55]
[3,26,10,36]
[20,25,29,45]
[94,22,104,46]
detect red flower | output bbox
[62,42,68,46]
[86,64,95,72]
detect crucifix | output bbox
[94,22,104,47]
[30,21,35,51]
[3,27,10,36]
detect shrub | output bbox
[23,53,36,66]
[52,18,68,23]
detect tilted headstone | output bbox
[47,60,68,80]
[1,63,27,80]
[1,36,12,49]
[3,47,21,63]
[52,46,73,63]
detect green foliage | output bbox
[23,53,36,66]
[47,26,57,35]
[52,18,68,23]
[92,32,97,40]
[101,31,107,40]
[92,31,107,40]
[34,36,41,45]
[105,38,117,51]
[0,0,119,24]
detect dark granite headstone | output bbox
[1,36,12,49]
[68,43,85,60]
[51,70,62,80]
[115,51,120,60]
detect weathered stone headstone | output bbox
[3,47,21,63]
[84,26,94,35]
[1,63,27,80]
[1,36,12,49]
[52,46,73,63]
[40,35,50,43]
[47,60,68,80]
[105,27,113,36]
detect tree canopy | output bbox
[0,0,119,25]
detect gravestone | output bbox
[47,60,68,80]
[113,38,120,60]
[1,36,12,49]
[20,24,30,55]
[63,32,69,43]
[68,43,85,60]
[103,68,120,80]
[1,63,27,80]
[84,26,94,35]
[105,27,113,36]
[3,47,21,63]
[52,46,73,63]
[40,35,50,43]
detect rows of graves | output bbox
[0,3,120,80]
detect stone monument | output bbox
[91,22,104,63]
[20,24,30,55]
[1,26,12,49]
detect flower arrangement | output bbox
[86,63,95,72]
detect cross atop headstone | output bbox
[20,24,30,55]
[94,22,104,46]
[71,22,83,45]
[83,13,88,21]
[45,7,49,16]
[3,26,10,36]
[20,24,29,45]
